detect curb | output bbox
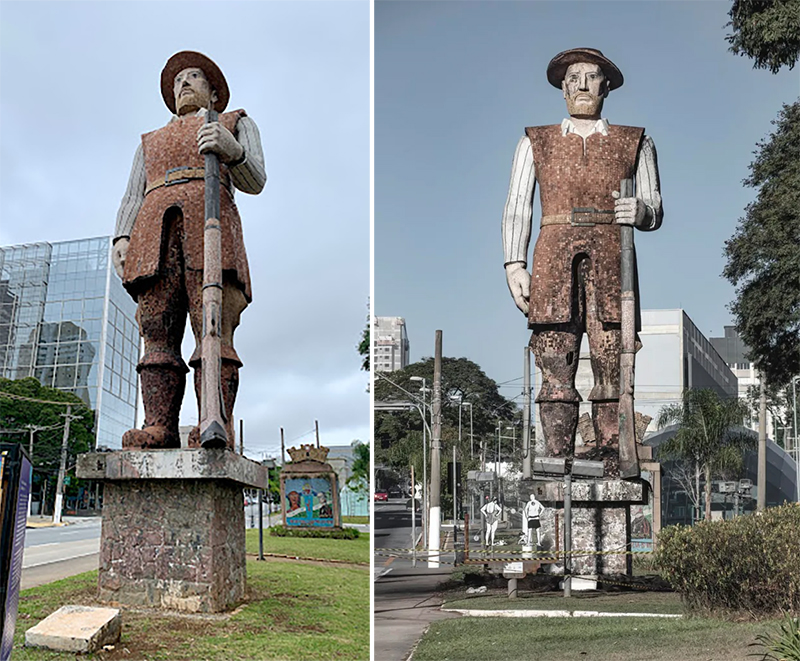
[441,608,683,619]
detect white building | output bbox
[710,325,782,441]
[374,316,409,372]
[533,309,738,449]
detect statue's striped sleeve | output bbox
[502,135,536,267]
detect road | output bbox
[243,503,282,529]
[374,499,459,661]
[21,517,101,590]
[374,498,420,579]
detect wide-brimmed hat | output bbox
[161,50,229,114]
[546,48,623,91]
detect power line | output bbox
[0,390,82,407]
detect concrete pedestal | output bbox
[77,449,267,613]
[526,478,646,576]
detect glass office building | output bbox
[0,237,139,448]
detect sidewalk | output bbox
[25,514,94,528]
[374,565,460,661]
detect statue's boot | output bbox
[539,402,579,458]
[591,401,619,448]
[189,349,242,451]
[582,401,621,477]
[122,352,187,449]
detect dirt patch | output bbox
[246,553,368,570]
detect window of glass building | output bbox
[0,237,139,448]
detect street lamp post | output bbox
[410,376,429,551]
[793,375,799,502]
[463,402,473,460]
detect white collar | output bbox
[169,107,208,123]
[561,117,610,137]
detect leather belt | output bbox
[541,208,616,227]
[145,166,206,195]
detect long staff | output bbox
[618,178,639,479]
[199,103,228,448]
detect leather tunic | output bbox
[123,109,252,302]
[525,124,644,327]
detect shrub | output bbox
[269,525,360,540]
[654,503,800,617]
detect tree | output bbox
[0,377,95,512]
[723,101,800,387]
[347,440,370,495]
[726,0,800,74]
[744,382,797,447]
[656,388,755,522]
[358,300,370,372]
[266,465,281,507]
[374,357,518,481]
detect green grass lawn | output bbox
[244,529,370,564]
[443,589,685,614]
[413,617,767,661]
[13,537,369,660]
[342,515,369,525]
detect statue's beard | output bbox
[175,89,209,115]
[565,93,604,119]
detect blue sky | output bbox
[375,0,799,402]
[0,1,370,458]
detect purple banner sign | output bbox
[1,448,31,660]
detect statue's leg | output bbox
[123,209,188,449]
[531,323,582,458]
[187,274,247,450]
[583,261,621,449]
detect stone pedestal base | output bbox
[526,478,646,577]
[77,449,267,613]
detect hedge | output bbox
[269,525,360,540]
[654,503,800,617]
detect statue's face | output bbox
[561,62,608,119]
[173,67,217,116]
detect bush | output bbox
[269,525,360,540]
[654,503,800,617]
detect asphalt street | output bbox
[21,517,101,589]
[374,499,459,661]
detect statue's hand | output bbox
[612,190,646,226]
[112,238,129,279]
[505,262,531,315]
[197,121,245,164]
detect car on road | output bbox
[374,491,389,502]
[405,498,421,511]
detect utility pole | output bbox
[25,424,46,518]
[468,402,474,460]
[522,346,532,479]
[53,405,74,525]
[422,385,428,553]
[315,420,320,448]
[411,464,416,568]
[453,400,460,543]
[758,377,767,511]
[793,376,799,502]
[280,427,286,465]
[239,419,244,455]
[564,471,572,598]
[429,330,443,568]
[497,419,502,479]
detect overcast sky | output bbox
[375,0,799,404]
[0,1,370,459]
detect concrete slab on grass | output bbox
[25,605,121,653]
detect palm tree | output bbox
[656,388,755,522]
